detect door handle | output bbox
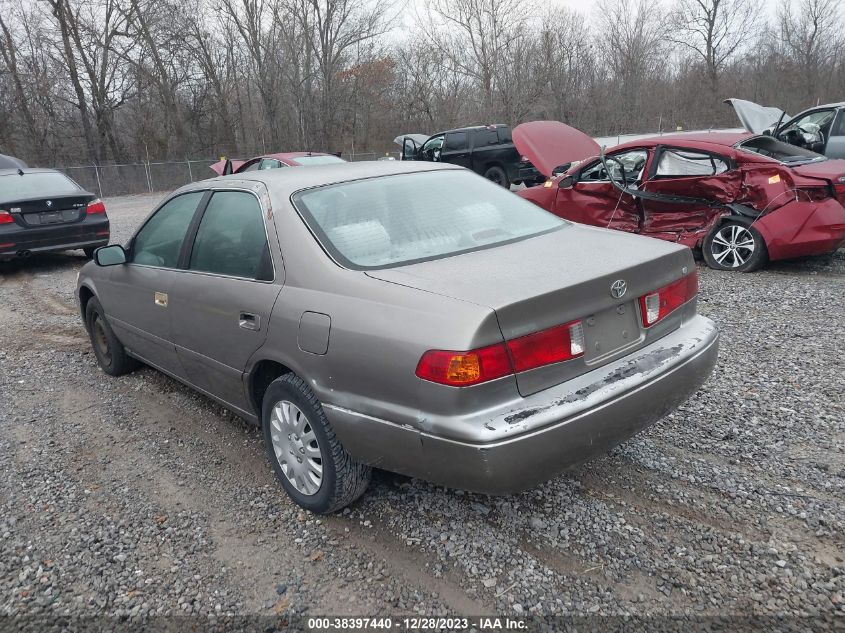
[239,312,260,331]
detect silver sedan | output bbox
[77,162,718,513]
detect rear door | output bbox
[554,148,648,233]
[170,189,282,411]
[99,191,207,378]
[639,146,741,241]
[826,109,845,159]
[441,131,471,169]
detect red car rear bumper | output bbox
[755,198,845,260]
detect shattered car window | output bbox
[292,170,565,269]
[580,150,647,182]
[656,150,728,177]
[737,136,826,165]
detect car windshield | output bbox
[0,171,81,203]
[736,136,826,165]
[293,170,566,269]
[293,155,346,166]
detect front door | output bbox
[554,148,648,233]
[170,189,282,412]
[99,191,206,378]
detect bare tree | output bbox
[670,0,762,99]
[778,0,843,100]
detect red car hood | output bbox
[513,121,601,178]
[209,159,246,176]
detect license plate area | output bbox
[40,211,63,224]
[583,302,643,365]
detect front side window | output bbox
[655,149,729,177]
[420,135,444,160]
[580,149,648,183]
[779,109,836,139]
[831,110,845,137]
[189,191,271,280]
[259,159,284,170]
[131,192,204,267]
[292,170,565,269]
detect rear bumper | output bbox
[756,198,845,260]
[0,219,109,260]
[325,315,719,494]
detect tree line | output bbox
[0,0,842,166]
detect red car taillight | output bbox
[416,320,585,386]
[0,210,13,224]
[86,199,106,214]
[639,271,699,327]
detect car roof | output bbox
[259,152,338,161]
[439,124,509,135]
[185,159,462,197]
[614,131,753,151]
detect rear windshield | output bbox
[292,155,346,166]
[0,171,81,203]
[292,170,565,269]
[736,136,827,165]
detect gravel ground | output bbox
[0,193,843,628]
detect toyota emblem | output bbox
[610,279,627,299]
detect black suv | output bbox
[401,124,542,188]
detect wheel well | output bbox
[78,286,94,330]
[250,360,293,417]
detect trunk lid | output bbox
[4,194,94,227]
[724,98,787,134]
[367,224,693,396]
[512,121,601,178]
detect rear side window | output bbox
[832,111,845,137]
[189,191,271,280]
[132,192,204,268]
[656,150,728,177]
[444,132,468,151]
[497,127,512,143]
[473,129,499,146]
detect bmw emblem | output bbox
[610,279,627,299]
[45,200,53,208]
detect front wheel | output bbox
[262,373,371,514]
[483,165,510,189]
[85,297,138,376]
[702,222,767,272]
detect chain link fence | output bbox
[54,152,388,198]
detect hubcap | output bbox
[92,316,111,365]
[711,225,755,268]
[269,400,323,496]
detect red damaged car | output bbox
[209,151,346,175]
[515,121,845,271]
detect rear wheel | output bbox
[85,297,137,376]
[483,165,510,189]
[262,373,371,514]
[703,221,767,272]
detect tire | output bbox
[702,221,768,272]
[483,165,510,188]
[83,247,96,259]
[262,373,371,514]
[85,297,137,376]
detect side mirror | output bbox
[222,159,233,176]
[558,175,574,189]
[95,244,126,266]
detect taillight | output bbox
[835,184,845,201]
[0,211,13,224]
[639,271,699,327]
[416,344,512,386]
[506,320,584,372]
[416,320,585,387]
[86,199,106,214]
[797,187,831,202]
